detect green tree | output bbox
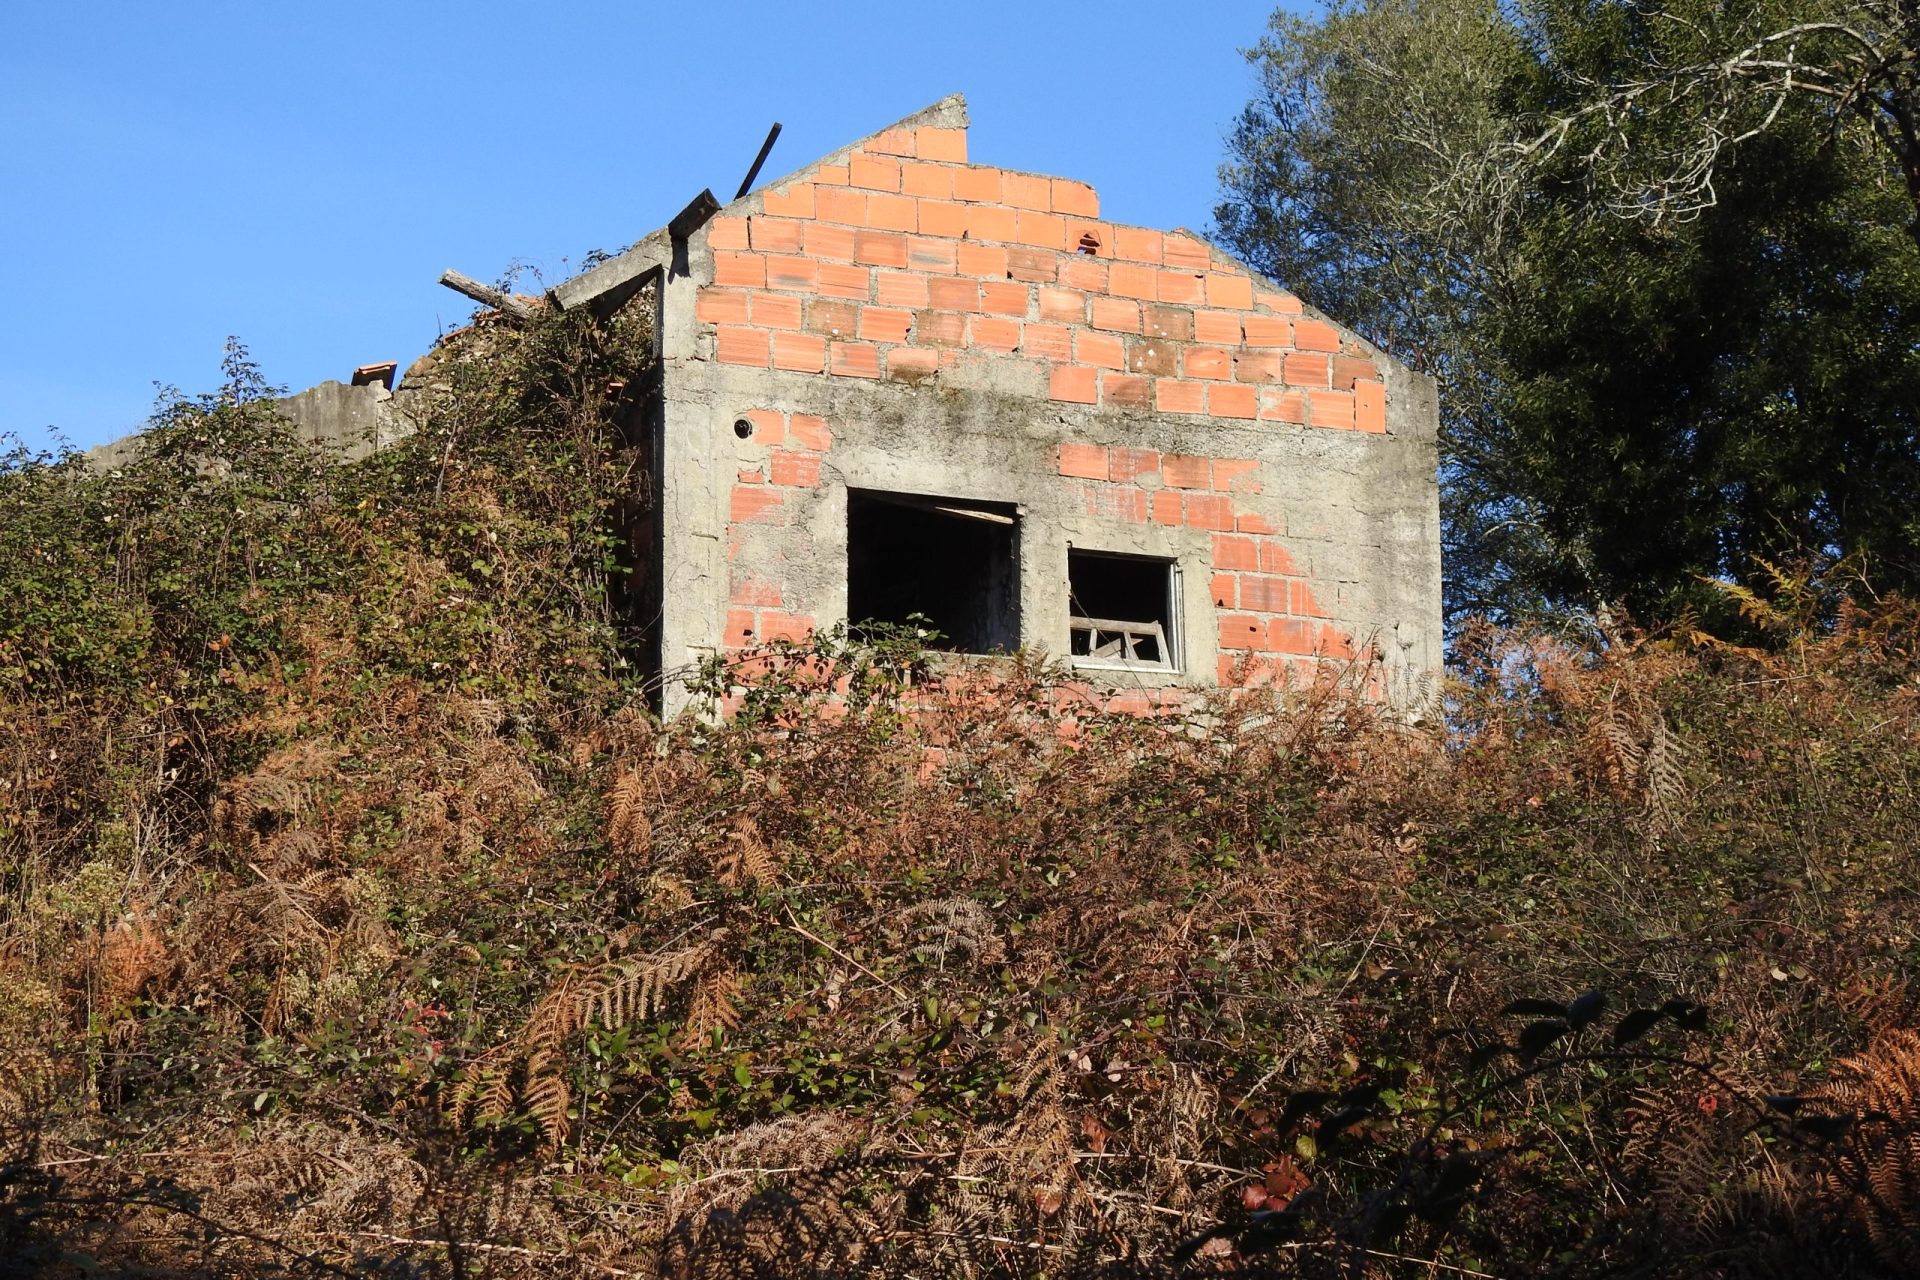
[1217,0,1920,624]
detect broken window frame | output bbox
[1066,547,1182,674]
[845,488,1021,656]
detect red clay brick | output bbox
[1003,171,1052,210]
[1110,262,1158,301]
[1038,287,1085,324]
[1333,355,1378,389]
[1193,309,1243,345]
[1051,178,1099,216]
[953,165,1003,203]
[956,242,1009,278]
[1126,338,1177,377]
[1219,614,1263,651]
[855,230,909,268]
[966,204,1019,243]
[907,236,958,273]
[765,255,818,291]
[859,306,913,344]
[1307,389,1356,430]
[738,467,765,487]
[804,222,858,261]
[1156,380,1207,415]
[1156,455,1206,489]
[716,325,769,366]
[1210,384,1259,419]
[1151,490,1183,526]
[1057,442,1109,479]
[917,127,968,162]
[1111,447,1160,482]
[867,193,917,232]
[1268,618,1319,655]
[1258,541,1296,574]
[725,608,758,646]
[1102,372,1153,408]
[1235,352,1285,383]
[744,408,786,444]
[714,252,765,288]
[806,299,859,337]
[1205,273,1254,310]
[1258,290,1305,314]
[1015,211,1067,250]
[867,127,917,157]
[1158,271,1205,305]
[1023,322,1071,361]
[1163,234,1212,271]
[730,486,785,524]
[979,280,1028,315]
[901,162,953,198]
[1238,511,1278,535]
[697,287,750,324]
[887,346,940,383]
[1261,388,1309,424]
[814,163,849,186]
[771,330,827,373]
[1059,256,1108,291]
[928,276,981,312]
[969,315,1021,352]
[917,199,969,238]
[1210,573,1236,608]
[1142,305,1193,340]
[916,310,968,347]
[758,611,814,643]
[1292,580,1329,617]
[709,216,750,250]
[1243,315,1292,347]
[1075,330,1126,370]
[1112,226,1163,263]
[1184,347,1232,380]
[1090,297,1142,333]
[816,186,868,226]
[831,341,881,379]
[749,217,804,254]
[1294,318,1340,351]
[1239,574,1290,613]
[1049,365,1097,404]
[731,574,782,607]
[1007,247,1058,283]
[1356,380,1387,433]
[1213,533,1259,570]
[1081,483,1148,523]
[1064,219,1112,256]
[816,262,871,300]
[788,414,832,450]
[1284,352,1331,386]
[849,152,901,192]
[769,449,823,486]
[1212,458,1261,492]
[751,292,803,329]
[760,184,814,218]
[875,270,932,309]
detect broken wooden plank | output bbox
[439,269,533,319]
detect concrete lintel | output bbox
[551,226,674,312]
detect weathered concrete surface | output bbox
[562,92,1443,716]
[85,377,414,470]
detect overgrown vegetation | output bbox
[3,299,1917,1278]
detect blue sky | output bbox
[1,3,1288,452]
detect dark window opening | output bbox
[848,490,1019,654]
[1068,549,1177,670]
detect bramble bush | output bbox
[1,300,1916,1278]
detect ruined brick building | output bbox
[106,93,1439,716]
[548,94,1440,715]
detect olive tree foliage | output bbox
[1217,1,1920,625]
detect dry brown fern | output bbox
[608,765,653,862]
[681,964,745,1051]
[1802,1027,1920,1269]
[1586,679,1687,838]
[715,818,778,890]
[455,941,710,1150]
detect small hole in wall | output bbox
[1077,232,1101,254]
[733,418,754,439]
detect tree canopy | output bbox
[1217,0,1920,625]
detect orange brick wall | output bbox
[1051,443,1360,688]
[698,127,1389,435]
[725,408,829,649]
